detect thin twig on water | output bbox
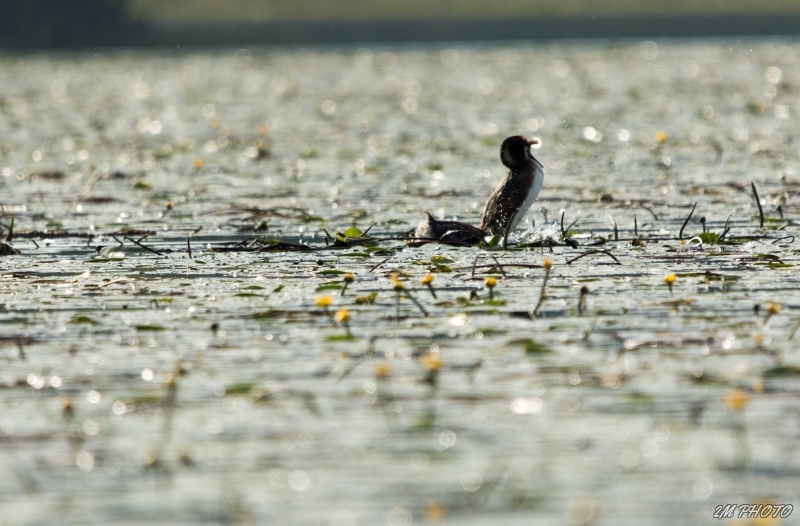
[471,252,485,278]
[751,182,764,228]
[718,215,732,242]
[532,261,553,317]
[361,222,378,236]
[124,236,164,256]
[489,254,508,278]
[369,256,393,273]
[679,202,697,241]
[583,316,599,340]
[609,215,618,241]
[566,250,621,265]
[560,211,579,248]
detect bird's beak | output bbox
[523,137,543,168]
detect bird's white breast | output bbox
[509,164,544,231]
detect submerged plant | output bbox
[578,285,589,315]
[533,259,553,316]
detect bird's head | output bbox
[500,135,542,170]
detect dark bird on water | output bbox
[405,212,486,247]
[479,135,544,236]
[405,135,543,245]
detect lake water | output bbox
[0,39,799,525]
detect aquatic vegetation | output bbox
[0,40,798,526]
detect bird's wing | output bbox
[479,172,518,235]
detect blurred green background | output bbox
[131,0,800,22]
[3,0,800,47]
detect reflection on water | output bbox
[0,40,799,525]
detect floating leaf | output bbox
[342,226,363,238]
[70,315,97,324]
[508,338,551,354]
[430,255,454,264]
[355,292,378,305]
[486,234,502,247]
[697,232,719,243]
[628,392,655,404]
[224,383,256,396]
[326,334,358,341]
[316,282,344,291]
[247,310,288,319]
[136,324,166,331]
[763,366,800,377]
[365,246,393,254]
[476,328,506,336]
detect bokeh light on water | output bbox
[0,38,799,524]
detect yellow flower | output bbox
[343,272,355,283]
[766,302,781,315]
[664,274,676,284]
[57,394,73,413]
[542,259,554,270]
[162,372,178,389]
[724,388,749,411]
[193,159,204,169]
[484,277,497,288]
[314,295,332,308]
[333,309,350,323]
[374,361,391,378]
[655,131,667,143]
[424,502,447,521]
[752,499,780,526]
[420,353,443,371]
[391,273,404,291]
[421,274,434,285]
